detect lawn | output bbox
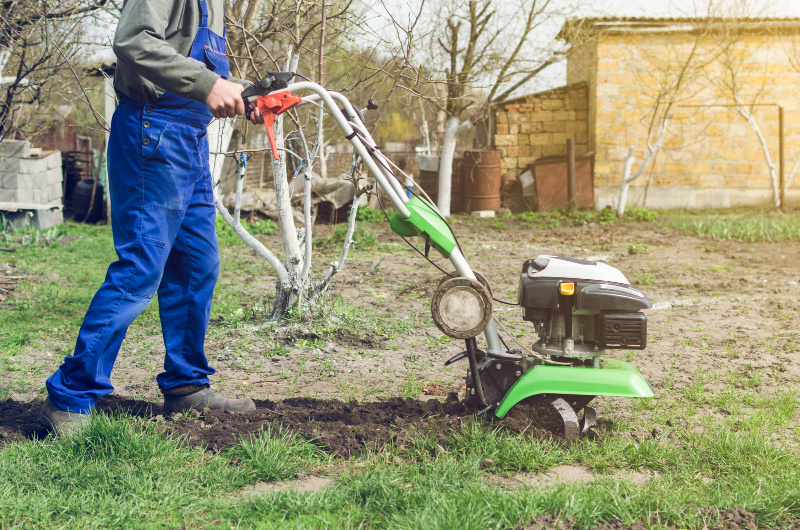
[1,208,799,529]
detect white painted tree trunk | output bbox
[733,98,780,207]
[103,74,116,221]
[208,118,235,184]
[615,119,668,217]
[437,116,460,217]
[616,149,636,218]
[210,53,364,320]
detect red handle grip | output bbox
[255,91,304,161]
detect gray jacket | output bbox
[113,0,245,104]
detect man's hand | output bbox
[247,105,264,125]
[205,79,245,119]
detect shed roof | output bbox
[492,82,588,108]
[559,16,800,38]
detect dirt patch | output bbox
[6,217,800,433]
[488,465,652,490]
[488,465,594,489]
[0,262,23,305]
[166,395,569,456]
[0,393,574,456]
[239,474,334,496]
[0,399,39,447]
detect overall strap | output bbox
[198,0,209,28]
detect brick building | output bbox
[493,18,800,210]
[493,83,589,172]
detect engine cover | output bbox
[518,256,651,322]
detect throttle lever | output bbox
[255,90,304,160]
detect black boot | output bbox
[161,384,255,414]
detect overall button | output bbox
[143,138,151,146]
[145,105,153,113]
[143,120,150,128]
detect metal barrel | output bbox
[463,150,501,212]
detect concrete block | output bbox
[1,207,63,230]
[20,157,48,174]
[0,188,16,202]
[0,172,17,188]
[0,140,30,158]
[0,156,51,174]
[49,182,63,202]
[0,157,22,174]
[44,167,63,187]
[471,210,495,218]
[15,173,37,190]
[15,188,33,203]
[416,155,439,172]
[45,151,62,170]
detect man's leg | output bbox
[156,138,254,413]
[44,104,193,418]
[156,165,219,390]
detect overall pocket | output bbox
[204,46,230,78]
[130,236,167,299]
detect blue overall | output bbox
[46,1,230,413]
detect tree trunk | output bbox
[318,127,327,179]
[437,116,459,216]
[616,148,636,218]
[208,118,235,184]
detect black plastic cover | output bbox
[576,284,651,311]
[596,313,647,349]
[518,275,651,317]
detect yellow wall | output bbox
[567,31,800,208]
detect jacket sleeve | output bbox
[112,0,219,103]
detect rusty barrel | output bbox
[464,150,501,212]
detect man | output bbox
[40,0,264,433]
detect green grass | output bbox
[500,206,655,229]
[2,411,796,528]
[0,220,274,359]
[0,222,118,357]
[0,412,324,528]
[215,216,278,248]
[224,424,330,482]
[313,224,380,251]
[355,207,387,223]
[658,211,800,243]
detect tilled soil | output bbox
[0,393,570,456]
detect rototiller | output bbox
[242,73,654,440]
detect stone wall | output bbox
[566,27,800,209]
[492,83,589,174]
[0,142,63,208]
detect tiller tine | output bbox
[552,399,597,444]
[581,406,597,435]
[551,398,580,443]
